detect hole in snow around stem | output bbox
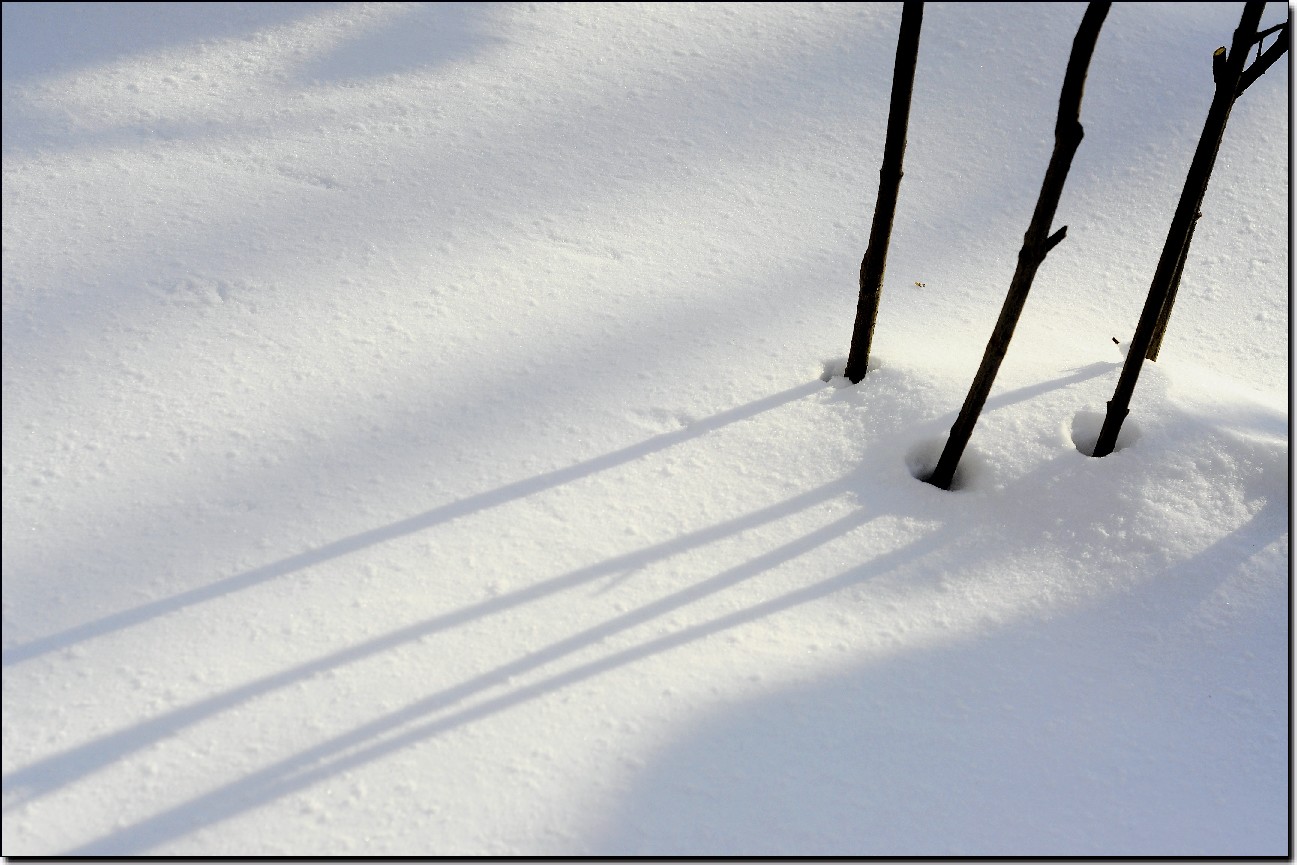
[819,357,848,382]
[905,436,986,492]
[1068,409,1142,457]
[819,355,884,385]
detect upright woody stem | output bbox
[1092,2,1276,458]
[845,2,923,384]
[926,3,1109,490]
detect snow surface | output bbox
[1,1,1289,856]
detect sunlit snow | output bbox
[2,2,1289,856]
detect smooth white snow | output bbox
[1,1,1289,856]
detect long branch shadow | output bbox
[1,379,823,669]
[62,501,956,855]
[2,458,847,809]
[0,358,1173,812]
[979,361,1115,413]
[0,356,1114,673]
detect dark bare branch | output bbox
[925,2,1109,490]
[1252,20,1287,45]
[1093,2,1267,457]
[845,2,924,384]
[1239,22,1289,93]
